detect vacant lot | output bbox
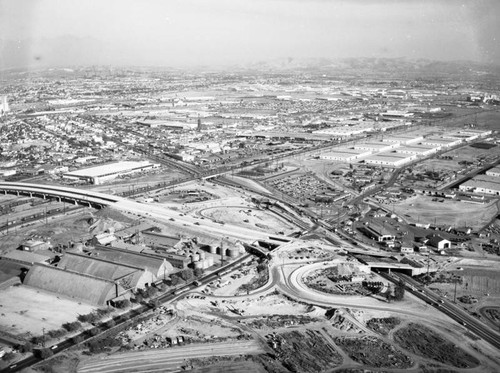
[0,285,94,337]
[393,323,480,368]
[333,335,413,369]
[395,195,498,230]
[366,317,401,336]
[270,330,343,373]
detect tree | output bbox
[170,274,181,286]
[180,268,194,281]
[35,348,53,359]
[18,342,33,353]
[194,267,204,277]
[393,281,405,301]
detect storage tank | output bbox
[206,256,214,268]
[199,251,206,260]
[209,245,217,254]
[192,253,200,262]
[227,247,239,258]
[194,261,203,270]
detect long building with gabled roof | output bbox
[23,263,129,306]
[58,251,152,290]
[92,245,174,281]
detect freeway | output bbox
[382,271,500,351]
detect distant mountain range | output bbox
[1,35,499,78]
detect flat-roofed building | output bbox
[382,135,423,145]
[63,161,159,185]
[320,147,372,162]
[459,175,500,195]
[486,166,500,178]
[364,152,416,167]
[23,263,129,306]
[354,142,399,153]
[422,137,462,149]
[395,144,438,156]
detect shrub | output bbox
[72,335,84,344]
[106,320,116,328]
[34,348,53,359]
[2,352,15,361]
[62,321,82,332]
[88,327,100,336]
[18,342,33,353]
[47,329,66,339]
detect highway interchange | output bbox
[2,141,500,372]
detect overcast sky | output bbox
[1,0,499,69]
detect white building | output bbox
[486,166,500,178]
[63,161,159,185]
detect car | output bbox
[461,322,466,326]
[51,345,58,350]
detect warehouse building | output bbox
[354,142,399,153]
[395,144,438,156]
[23,264,129,306]
[459,176,500,195]
[381,135,423,145]
[58,252,153,290]
[363,152,416,167]
[320,147,372,162]
[486,166,500,178]
[63,161,159,185]
[92,245,174,281]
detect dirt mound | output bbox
[94,207,136,224]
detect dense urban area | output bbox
[0,59,500,373]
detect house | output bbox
[426,235,451,250]
[91,232,117,246]
[400,246,414,254]
[20,240,51,252]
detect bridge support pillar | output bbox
[16,191,19,196]
[43,194,46,200]
[88,202,91,207]
[29,192,33,198]
[74,200,78,205]
[58,197,61,202]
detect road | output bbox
[382,271,500,351]
[3,254,252,373]
[77,339,264,373]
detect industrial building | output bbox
[486,166,500,178]
[382,135,423,145]
[320,147,372,162]
[0,96,9,116]
[354,142,399,153]
[58,251,154,290]
[91,245,174,281]
[363,152,415,167]
[63,161,159,185]
[421,136,462,150]
[358,224,395,243]
[395,144,438,156]
[459,176,500,196]
[23,264,130,306]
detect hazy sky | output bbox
[1,0,499,69]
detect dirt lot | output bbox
[394,195,498,230]
[333,335,413,369]
[0,285,94,337]
[393,322,480,368]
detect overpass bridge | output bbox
[0,182,295,247]
[0,182,125,208]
